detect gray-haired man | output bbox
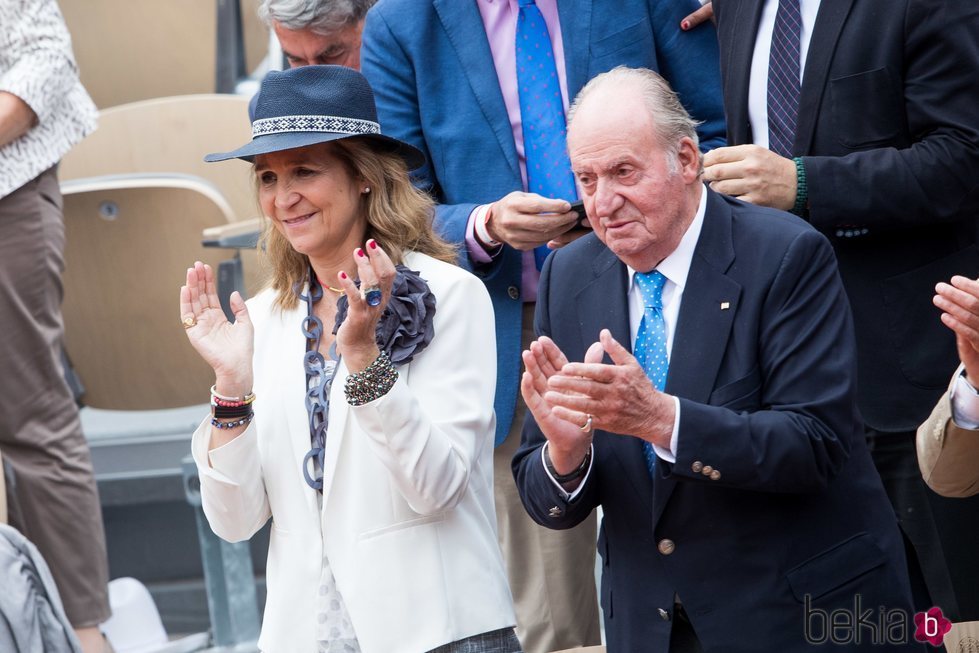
[258,0,374,69]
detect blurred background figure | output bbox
[919,276,979,499]
[703,0,979,620]
[258,0,375,69]
[0,0,111,651]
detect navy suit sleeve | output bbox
[666,228,859,493]
[362,7,494,274]
[511,255,601,529]
[804,0,979,231]
[648,0,727,151]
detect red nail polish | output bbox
[681,20,690,30]
[368,239,377,249]
[356,248,365,257]
[340,271,348,280]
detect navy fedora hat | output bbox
[205,65,425,170]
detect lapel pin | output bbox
[720,302,730,310]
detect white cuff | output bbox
[651,396,681,463]
[541,442,594,501]
[951,372,979,430]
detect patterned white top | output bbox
[0,0,97,199]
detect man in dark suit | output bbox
[361,2,725,650]
[701,0,979,618]
[513,66,918,652]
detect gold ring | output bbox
[182,315,197,329]
[579,414,593,432]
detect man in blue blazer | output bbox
[362,0,724,653]
[514,67,917,652]
[361,3,725,649]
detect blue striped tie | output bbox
[515,0,577,270]
[767,0,802,157]
[634,271,669,476]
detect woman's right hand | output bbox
[179,261,254,397]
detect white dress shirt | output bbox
[747,0,821,149]
[951,372,979,430]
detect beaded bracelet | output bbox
[344,351,399,406]
[210,412,254,430]
[791,157,808,217]
[210,385,256,407]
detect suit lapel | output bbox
[794,0,855,153]
[557,0,592,96]
[575,246,654,515]
[725,0,765,144]
[433,0,520,180]
[652,191,741,526]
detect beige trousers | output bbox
[493,304,601,653]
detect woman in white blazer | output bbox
[178,65,518,653]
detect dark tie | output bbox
[515,0,577,270]
[767,0,802,157]
[634,270,669,476]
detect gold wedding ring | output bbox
[182,315,197,329]
[580,414,594,432]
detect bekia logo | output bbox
[804,595,950,647]
[913,607,951,647]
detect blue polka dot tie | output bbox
[515,0,577,270]
[634,270,669,476]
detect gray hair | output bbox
[568,66,701,164]
[258,0,375,33]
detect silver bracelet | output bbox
[344,351,398,405]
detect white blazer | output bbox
[192,252,515,653]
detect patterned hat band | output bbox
[251,114,381,138]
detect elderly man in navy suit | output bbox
[514,66,918,652]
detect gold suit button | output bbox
[691,461,703,473]
[658,539,675,555]
[507,285,520,300]
[701,465,713,476]
[710,470,721,481]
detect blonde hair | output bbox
[260,138,458,310]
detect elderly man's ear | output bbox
[678,136,702,183]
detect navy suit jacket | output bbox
[362,0,726,444]
[513,189,916,651]
[714,0,979,431]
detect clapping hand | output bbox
[179,261,253,397]
[522,330,677,476]
[934,276,979,386]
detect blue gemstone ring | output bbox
[363,285,383,307]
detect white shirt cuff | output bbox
[652,396,681,463]
[541,441,595,501]
[951,372,979,430]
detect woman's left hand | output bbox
[336,238,396,371]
